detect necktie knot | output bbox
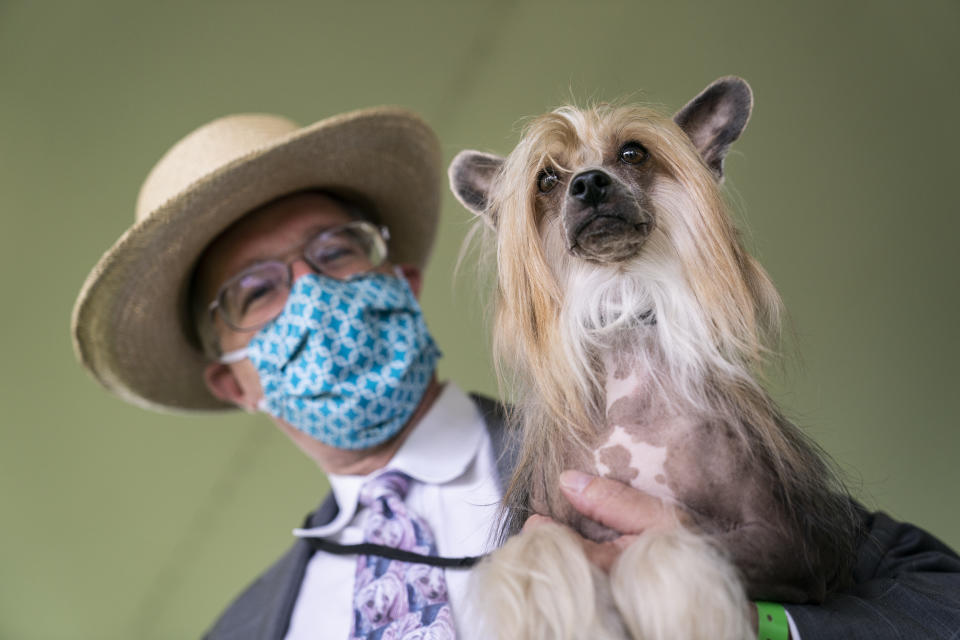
[359,470,411,509]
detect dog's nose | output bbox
[569,170,611,207]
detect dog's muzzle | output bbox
[564,169,652,262]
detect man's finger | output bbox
[521,513,556,531]
[559,470,678,534]
[579,538,622,573]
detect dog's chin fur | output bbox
[543,176,763,418]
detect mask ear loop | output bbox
[218,347,249,365]
[213,346,265,414]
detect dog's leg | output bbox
[467,523,627,640]
[610,527,752,640]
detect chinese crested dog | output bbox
[449,77,859,639]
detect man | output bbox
[73,108,960,639]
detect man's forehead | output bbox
[196,193,355,298]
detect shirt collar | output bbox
[293,382,485,538]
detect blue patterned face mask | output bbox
[219,271,441,450]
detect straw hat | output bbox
[71,107,442,412]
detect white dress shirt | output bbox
[284,382,502,639]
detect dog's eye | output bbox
[619,142,649,165]
[537,167,559,193]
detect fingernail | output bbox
[560,470,593,494]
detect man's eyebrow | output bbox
[301,222,345,238]
[247,223,339,262]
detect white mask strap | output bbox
[218,347,249,365]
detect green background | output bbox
[2,1,957,638]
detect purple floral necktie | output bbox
[349,471,455,640]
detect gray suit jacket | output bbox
[205,395,960,639]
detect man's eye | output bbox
[619,141,649,165]
[310,240,369,267]
[537,167,559,193]
[314,246,354,263]
[233,273,283,314]
[240,284,274,312]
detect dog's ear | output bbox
[449,150,503,224]
[673,76,753,181]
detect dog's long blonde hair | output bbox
[481,103,855,581]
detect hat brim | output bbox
[72,107,441,412]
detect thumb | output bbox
[559,470,677,535]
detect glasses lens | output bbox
[220,261,290,330]
[304,222,387,280]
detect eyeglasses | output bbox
[208,221,390,331]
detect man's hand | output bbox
[523,470,685,572]
[523,470,765,637]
